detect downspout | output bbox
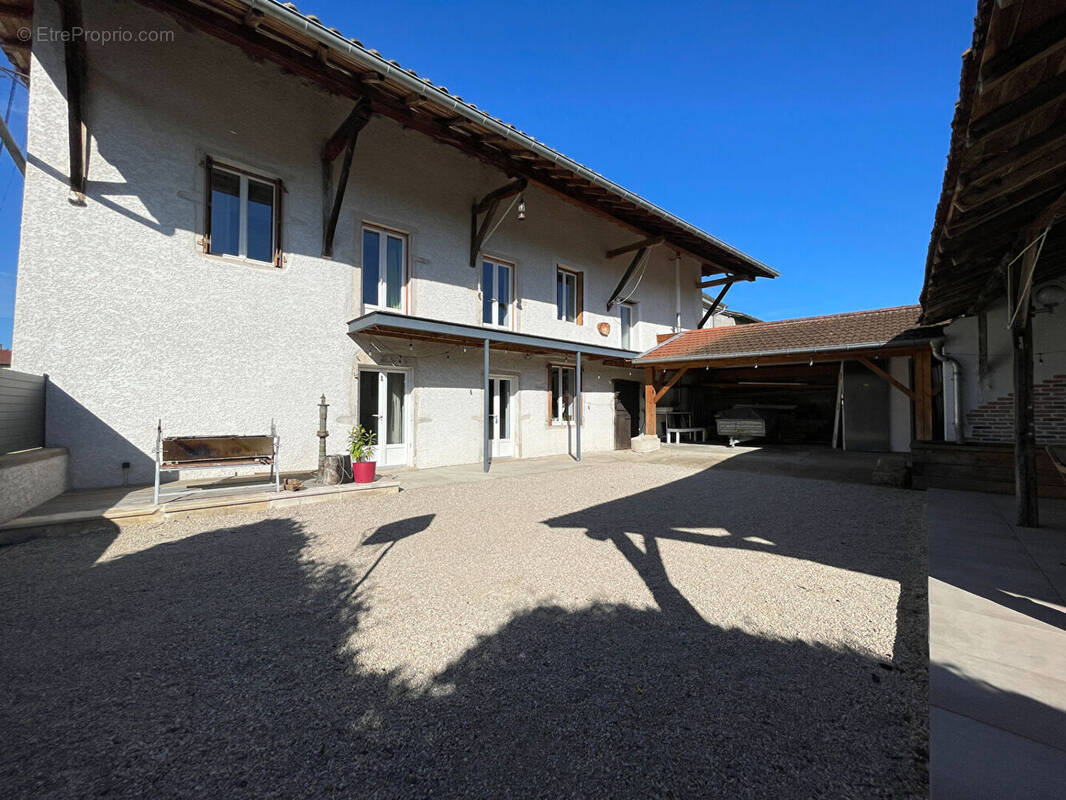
[931,340,964,443]
[674,252,682,332]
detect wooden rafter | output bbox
[970,187,1066,315]
[698,280,733,328]
[653,367,689,403]
[139,0,774,283]
[469,178,526,267]
[634,343,933,372]
[921,1,1066,325]
[980,9,1066,88]
[855,357,916,400]
[321,97,372,258]
[59,0,87,199]
[605,246,648,311]
[605,235,664,259]
[699,274,753,289]
[969,71,1066,142]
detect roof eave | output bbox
[634,336,941,365]
[244,0,778,280]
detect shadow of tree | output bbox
[0,504,934,798]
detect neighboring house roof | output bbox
[44,0,777,282]
[719,309,762,325]
[0,347,11,367]
[636,305,937,364]
[700,295,762,324]
[920,0,1066,324]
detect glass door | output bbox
[359,369,409,466]
[489,376,514,459]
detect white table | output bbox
[666,427,706,444]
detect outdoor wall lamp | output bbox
[517,196,526,221]
[1033,282,1065,314]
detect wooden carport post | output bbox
[644,368,657,436]
[913,349,934,442]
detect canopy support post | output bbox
[575,351,582,460]
[483,338,491,473]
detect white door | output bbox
[359,369,410,467]
[489,376,514,459]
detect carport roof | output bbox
[635,305,939,365]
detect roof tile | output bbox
[636,305,933,363]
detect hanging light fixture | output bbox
[517,196,526,221]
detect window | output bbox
[481,258,513,328]
[205,160,281,266]
[362,224,407,312]
[548,365,576,424]
[620,302,636,350]
[556,267,583,324]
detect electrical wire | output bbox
[480,192,521,252]
[616,248,651,304]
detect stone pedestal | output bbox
[631,434,661,453]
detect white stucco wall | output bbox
[12,0,710,487]
[940,288,1066,441]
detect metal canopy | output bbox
[347,311,640,361]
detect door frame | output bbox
[488,371,519,460]
[358,365,413,467]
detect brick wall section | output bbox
[967,374,1066,444]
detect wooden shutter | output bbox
[575,272,584,325]
[547,365,554,425]
[202,156,213,254]
[272,177,283,268]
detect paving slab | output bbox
[931,707,1066,800]
[926,489,1066,798]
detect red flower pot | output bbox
[352,460,377,484]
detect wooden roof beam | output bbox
[606,235,664,259]
[980,9,1066,89]
[961,118,1066,187]
[955,150,1066,213]
[969,187,1066,315]
[969,71,1066,141]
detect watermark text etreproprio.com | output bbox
[18,26,176,45]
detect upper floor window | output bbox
[482,258,513,328]
[556,267,583,324]
[205,159,281,267]
[620,302,636,350]
[362,224,407,312]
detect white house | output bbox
[8,0,777,489]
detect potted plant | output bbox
[348,424,378,483]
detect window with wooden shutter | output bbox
[203,158,283,268]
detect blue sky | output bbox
[0,0,977,347]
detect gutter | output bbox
[931,339,964,443]
[633,338,939,365]
[249,0,778,279]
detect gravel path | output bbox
[0,461,928,798]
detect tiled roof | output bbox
[636,305,936,364]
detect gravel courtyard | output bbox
[0,461,928,798]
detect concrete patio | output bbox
[926,490,1066,799]
[0,470,398,544]
[0,443,895,544]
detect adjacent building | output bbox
[7,0,777,488]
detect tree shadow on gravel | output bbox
[1,490,929,798]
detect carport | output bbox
[635,306,943,452]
